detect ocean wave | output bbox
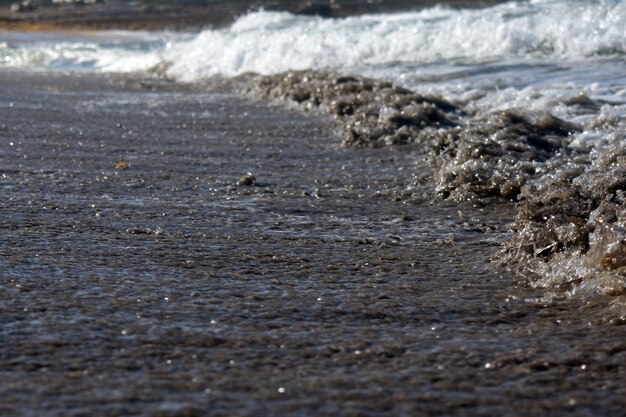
[2,0,623,123]
[1,1,624,77]
[162,1,624,79]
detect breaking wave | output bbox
[1,0,625,316]
[161,0,626,80]
[1,0,625,79]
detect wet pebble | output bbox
[237,172,257,186]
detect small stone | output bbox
[237,173,256,186]
[114,159,130,170]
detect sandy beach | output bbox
[1,0,626,414]
[1,69,625,416]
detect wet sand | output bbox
[1,70,625,416]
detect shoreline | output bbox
[247,69,626,318]
[0,0,512,31]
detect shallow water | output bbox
[1,70,625,416]
[1,1,626,413]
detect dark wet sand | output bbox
[0,70,625,416]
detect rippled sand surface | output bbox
[1,71,625,416]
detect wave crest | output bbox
[162,1,625,80]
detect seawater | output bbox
[3,70,624,416]
[1,0,624,123]
[1,0,626,310]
